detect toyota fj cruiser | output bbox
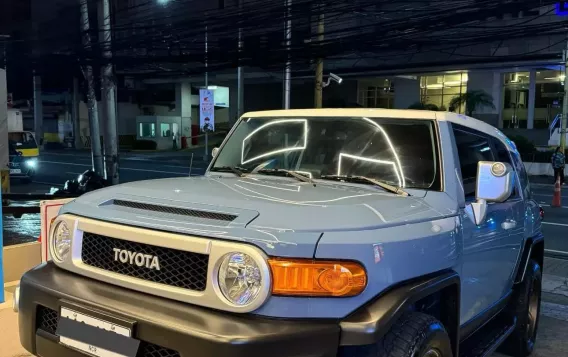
[16,109,544,357]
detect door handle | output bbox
[502,220,517,230]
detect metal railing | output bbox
[549,113,562,139]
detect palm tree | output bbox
[449,90,495,116]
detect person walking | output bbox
[551,146,566,185]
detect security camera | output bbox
[329,73,343,84]
[322,73,343,88]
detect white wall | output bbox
[525,162,567,177]
[393,77,420,109]
[79,102,174,136]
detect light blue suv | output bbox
[17,109,544,357]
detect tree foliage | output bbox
[449,90,495,116]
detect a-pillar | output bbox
[33,74,43,146]
[527,70,536,130]
[175,82,192,145]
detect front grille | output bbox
[36,306,59,334]
[139,342,181,357]
[35,306,181,357]
[112,200,237,222]
[81,232,209,291]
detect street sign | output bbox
[199,89,215,132]
[557,2,568,16]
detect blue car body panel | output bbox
[56,112,541,322]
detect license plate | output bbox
[9,169,21,174]
[58,308,139,357]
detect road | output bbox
[32,150,208,186]
[2,151,568,251]
[530,181,568,253]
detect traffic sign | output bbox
[557,2,568,16]
[199,89,215,132]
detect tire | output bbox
[500,259,542,357]
[341,312,453,357]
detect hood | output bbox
[60,175,457,257]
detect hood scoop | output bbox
[112,199,237,221]
[104,199,239,227]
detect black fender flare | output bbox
[339,270,460,356]
[514,233,544,284]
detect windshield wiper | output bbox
[320,175,410,196]
[256,169,316,186]
[210,166,248,177]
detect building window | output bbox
[139,123,156,138]
[420,73,468,112]
[160,123,171,137]
[357,79,395,109]
[502,72,529,128]
[535,70,563,128]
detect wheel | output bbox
[500,259,542,357]
[340,312,453,357]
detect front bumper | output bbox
[9,164,35,178]
[19,262,340,357]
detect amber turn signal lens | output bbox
[268,259,367,297]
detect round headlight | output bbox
[25,159,37,168]
[218,252,263,306]
[51,221,71,261]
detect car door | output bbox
[490,137,526,293]
[452,125,519,324]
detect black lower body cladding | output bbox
[19,262,340,357]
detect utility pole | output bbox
[79,0,104,176]
[283,0,292,109]
[314,2,324,108]
[33,73,43,147]
[562,42,568,153]
[237,0,245,119]
[100,0,119,185]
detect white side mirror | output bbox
[466,161,515,226]
[465,199,488,226]
[212,147,219,158]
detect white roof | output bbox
[243,108,509,147]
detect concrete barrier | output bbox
[2,242,41,284]
[524,162,567,177]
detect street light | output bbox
[157,0,170,5]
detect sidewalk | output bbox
[0,282,30,357]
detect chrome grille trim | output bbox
[81,232,209,291]
[51,214,272,313]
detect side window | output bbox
[452,127,494,198]
[493,138,512,165]
[510,150,531,198]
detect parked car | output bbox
[8,140,38,183]
[16,109,543,357]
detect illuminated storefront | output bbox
[420,73,468,113]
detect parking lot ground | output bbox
[529,179,568,253]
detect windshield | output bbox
[211,116,441,190]
[8,132,38,150]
